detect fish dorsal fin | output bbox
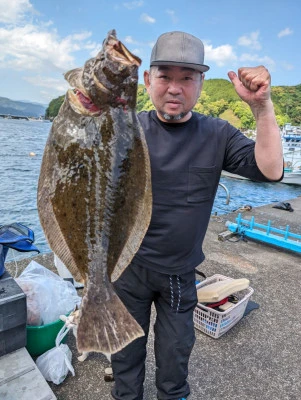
[64,67,83,88]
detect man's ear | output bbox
[144,70,151,93]
[199,73,205,95]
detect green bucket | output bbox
[26,316,69,357]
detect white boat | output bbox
[281,168,301,185]
[221,123,301,185]
[221,169,301,186]
[28,116,46,122]
[281,123,301,184]
[282,123,301,171]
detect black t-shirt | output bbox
[132,110,270,274]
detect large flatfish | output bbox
[37,30,152,354]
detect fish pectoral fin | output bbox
[64,67,84,90]
[76,288,144,354]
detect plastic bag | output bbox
[36,324,75,385]
[16,260,81,325]
[17,277,42,325]
[54,254,84,289]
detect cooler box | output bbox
[0,272,27,357]
[0,244,9,277]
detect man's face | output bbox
[144,65,203,123]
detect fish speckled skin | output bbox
[37,30,152,354]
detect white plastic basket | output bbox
[193,274,254,339]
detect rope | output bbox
[12,249,19,278]
[176,275,181,313]
[169,275,182,313]
[169,275,174,310]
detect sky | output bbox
[0,0,300,105]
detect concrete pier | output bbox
[4,196,301,400]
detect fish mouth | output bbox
[67,89,102,116]
[64,30,141,111]
[106,31,141,67]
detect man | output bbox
[111,31,283,400]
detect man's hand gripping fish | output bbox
[37,30,152,354]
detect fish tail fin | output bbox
[76,285,144,354]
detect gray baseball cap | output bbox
[150,31,210,72]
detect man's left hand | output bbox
[228,66,271,108]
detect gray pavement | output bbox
[5,196,301,400]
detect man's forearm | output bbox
[252,99,283,180]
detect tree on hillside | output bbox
[136,85,155,112]
[230,101,255,130]
[203,79,240,102]
[219,109,241,128]
[271,84,301,125]
[193,90,210,115]
[45,95,65,120]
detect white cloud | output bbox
[88,42,103,57]
[0,0,35,24]
[0,0,104,102]
[131,48,141,55]
[124,35,139,44]
[239,53,275,68]
[0,0,100,73]
[278,28,293,38]
[282,62,294,70]
[205,43,237,67]
[140,13,156,24]
[166,9,178,24]
[70,32,92,42]
[0,24,95,72]
[23,75,69,102]
[24,75,68,92]
[123,36,143,56]
[123,0,144,9]
[238,31,261,50]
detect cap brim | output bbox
[150,60,210,73]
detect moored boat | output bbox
[282,128,301,171]
[221,123,301,186]
[221,168,301,186]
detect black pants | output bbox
[111,263,198,400]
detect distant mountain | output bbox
[18,100,48,108]
[0,96,46,118]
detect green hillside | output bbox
[46,79,301,129]
[45,95,65,120]
[271,84,301,125]
[203,79,241,103]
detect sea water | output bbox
[1,118,301,261]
